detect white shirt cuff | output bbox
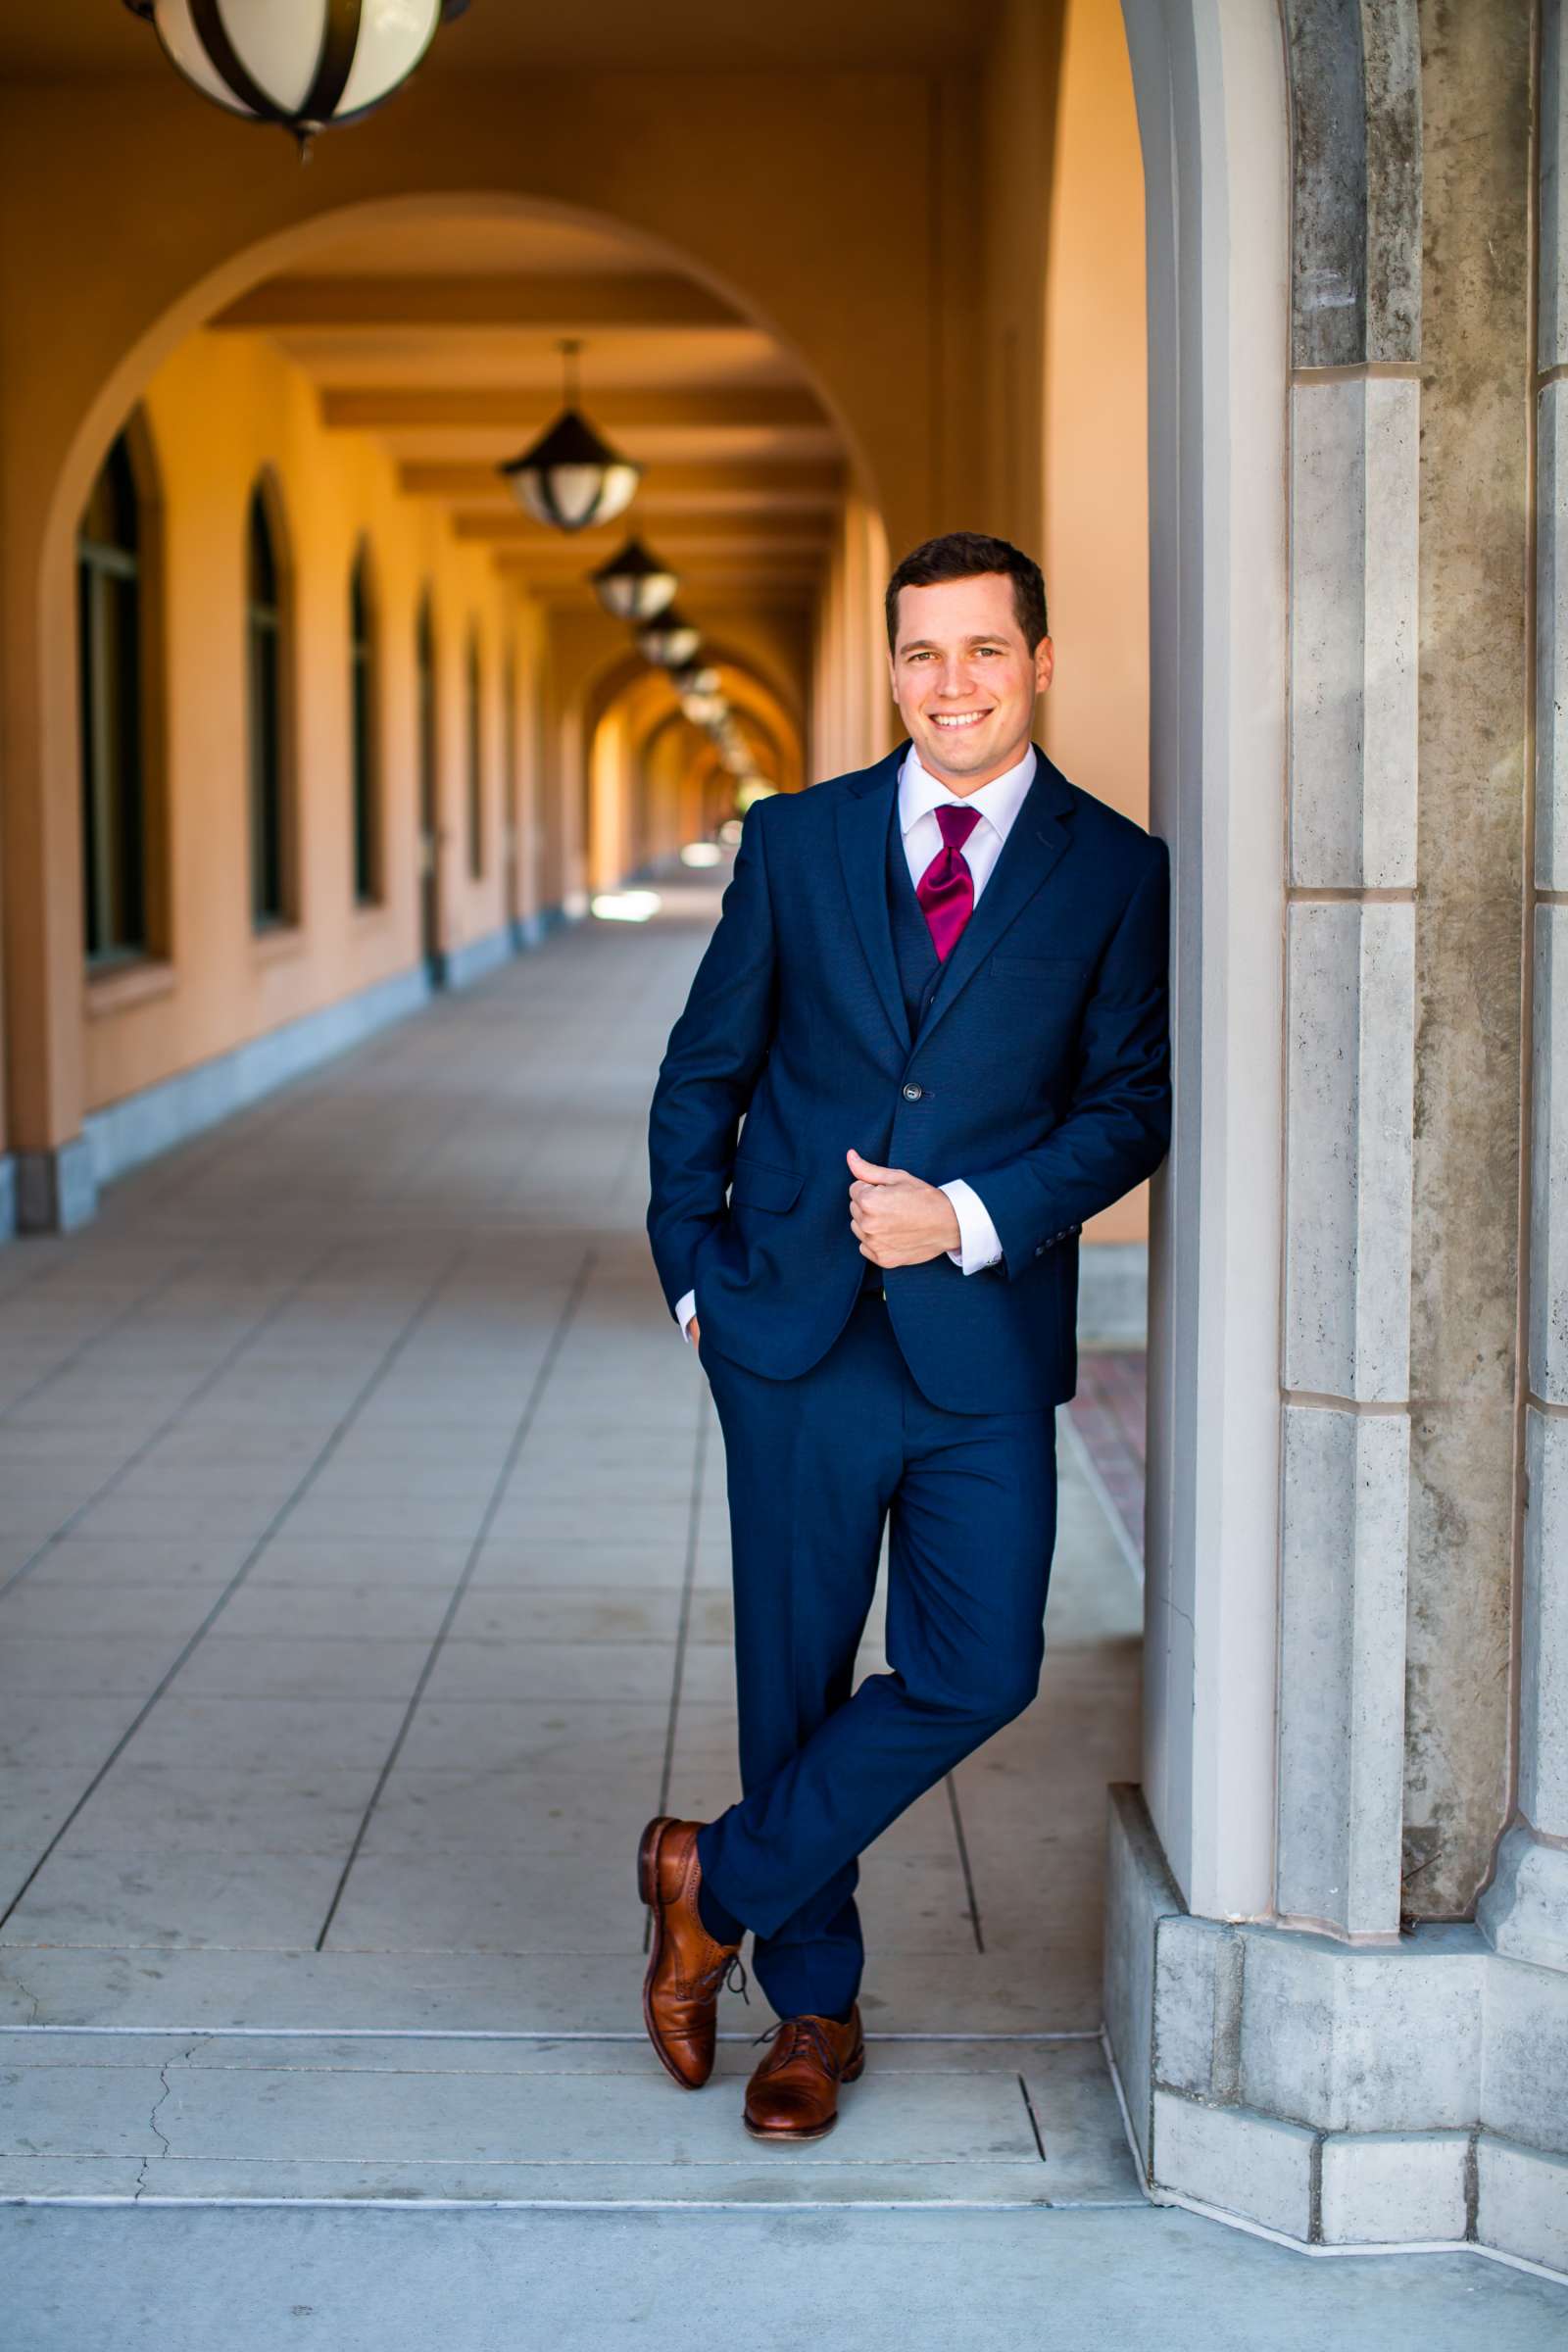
[939,1179,1004,1275]
[675,1288,698,1342]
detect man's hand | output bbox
[688,1316,701,1347]
[846,1147,962,1267]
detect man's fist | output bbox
[846,1147,962,1267]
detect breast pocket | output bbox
[727,1155,804,1213]
[990,954,1087,984]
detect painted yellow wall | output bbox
[80,328,530,1116]
[1040,0,1151,836]
[982,0,1151,1243]
[1040,0,1151,1245]
[814,495,894,782]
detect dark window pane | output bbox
[247,487,285,925]
[351,550,376,903]
[77,430,147,963]
[466,632,483,879]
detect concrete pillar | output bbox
[1276,366,1418,1937]
[1399,0,1531,1923]
[1479,0,1568,1972]
[2,509,98,1233]
[1124,0,1288,1924]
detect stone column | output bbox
[1,417,98,1233]
[1478,0,1568,1973]
[1275,275,1420,1941]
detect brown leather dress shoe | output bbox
[638,1815,741,2090]
[743,2006,865,2140]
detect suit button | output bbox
[1034,1243,1045,1256]
[902,1082,924,1102]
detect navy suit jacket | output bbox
[646,741,1171,1413]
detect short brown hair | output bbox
[885,531,1049,655]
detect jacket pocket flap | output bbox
[728,1155,804,1212]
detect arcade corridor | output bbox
[0,878,1145,2203]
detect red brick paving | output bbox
[1067,1349,1148,1560]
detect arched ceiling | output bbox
[197,206,844,615]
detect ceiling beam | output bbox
[517,583,817,611]
[212,273,742,332]
[402,459,844,512]
[459,514,830,553]
[492,547,823,570]
[494,552,821,590]
[320,386,827,432]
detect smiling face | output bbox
[887,571,1054,793]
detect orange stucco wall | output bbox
[984,0,1151,1244]
[1042,0,1151,1245]
[82,328,534,1116]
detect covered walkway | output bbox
[0,884,1143,2205]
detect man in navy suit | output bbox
[639,532,1170,2140]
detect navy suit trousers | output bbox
[695,1287,1057,2021]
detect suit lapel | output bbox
[910,748,1077,1052]
[834,749,908,1054]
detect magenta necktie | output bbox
[915,803,983,961]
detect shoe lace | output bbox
[699,1949,750,2006]
[752,2015,843,2078]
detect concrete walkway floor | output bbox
[1,878,1563,2334]
[7,2206,1567,2350]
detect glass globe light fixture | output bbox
[636,608,702,668]
[122,0,468,152]
[588,537,678,621]
[499,342,642,534]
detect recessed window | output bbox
[246,481,292,928]
[466,626,484,880]
[77,432,148,963]
[503,647,518,898]
[349,544,380,905]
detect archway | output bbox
[4,185,885,1221]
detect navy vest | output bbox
[858,807,944,1293]
[886,792,943,1040]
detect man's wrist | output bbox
[938,1178,1004,1275]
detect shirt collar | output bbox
[898,741,1038,840]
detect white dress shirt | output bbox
[676,742,1036,1341]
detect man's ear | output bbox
[1034,636,1054,695]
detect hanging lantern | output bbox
[122,1,469,153]
[499,342,641,534]
[589,537,678,621]
[637,608,702,668]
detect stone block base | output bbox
[1104,1785,1568,2272]
[16,1136,97,1232]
